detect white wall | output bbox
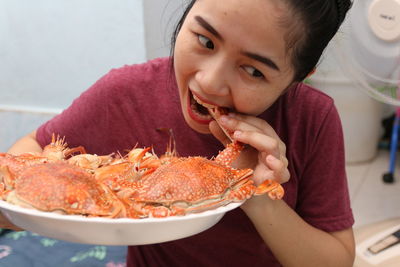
[0,0,146,111]
[0,0,186,151]
[143,0,185,60]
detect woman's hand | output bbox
[209,113,290,186]
[0,212,23,231]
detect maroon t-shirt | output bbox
[37,57,354,266]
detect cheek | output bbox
[234,87,280,114]
[174,34,194,68]
[174,42,193,84]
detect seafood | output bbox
[95,147,162,218]
[0,134,87,197]
[5,161,124,217]
[1,130,285,219]
[0,137,160,218]
[42,134,115,170]
[41,134,86,161]
[95,146,161,182]
[0,153,48,195]
[117,141,284,218]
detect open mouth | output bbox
[189,92,214,120]
[189,91,234,141]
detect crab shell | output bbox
[124,141,285,218]
[0,153,48,196]
[128,156,255,218]
[7,162,125,217]
[0,134,87,196]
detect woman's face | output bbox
[174,0,295,134]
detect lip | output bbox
[190,90,219,108]
[186,89,213,125]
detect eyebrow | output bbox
[194,16,223,41]
[194,16,280,72]
[243,52,280,72]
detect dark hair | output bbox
[170,0,352,83]
[284,0,352,81]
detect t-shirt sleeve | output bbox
[295,103,354,232]
[36,67,133,155]
[36,57,174,155]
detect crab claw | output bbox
[255,179,284,200]
[214,141,244,167]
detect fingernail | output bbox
[267,155,275,162]
[220,115,229,124]
[233,130,242,138]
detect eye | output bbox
[198,34,214,49]
[243,66,265,79]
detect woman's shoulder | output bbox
[105,57,172,82]
[289,82,334,109]
[267,82,341,143]
[282,82,337,123]
[90,57,174,97]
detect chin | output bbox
[183,110,211,134]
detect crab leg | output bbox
[255,179,284,200]
[208,107,234,142]
[214,141,244,167]
[128,147,161,170]
[42,134,86,160]
[227,178,257,201]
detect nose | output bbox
[195,57,231,96]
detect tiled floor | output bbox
[347,149,400,229]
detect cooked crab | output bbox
[5,161,125,217]
[95,146,161,181]
[116,141,284,218]
[0,153,49,196]
[95,147,162,218]
[0,134,88,196]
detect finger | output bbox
[0,213,24,231]
[1,224,24,231]
[227,113,280,139]
[234,130,281,159]
[219,115,261,135]
[252,164,275,184]
[0,221,24,231]
[221,115,287,160]
[220,115,283,150]
[265,155,290,184]
[209,120,231,146]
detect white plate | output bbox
[0,200,242,245]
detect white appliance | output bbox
[336,1,400,266]
[340,0,400,106]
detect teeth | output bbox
[192,94,216,109]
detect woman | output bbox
[2,0,355,266]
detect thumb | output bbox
[209,120,231,146]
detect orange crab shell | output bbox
[131,156,253,203]
[0,153,49,196]
[124,141,285,218]
[9,162,124,217]
[125,156,255,218]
